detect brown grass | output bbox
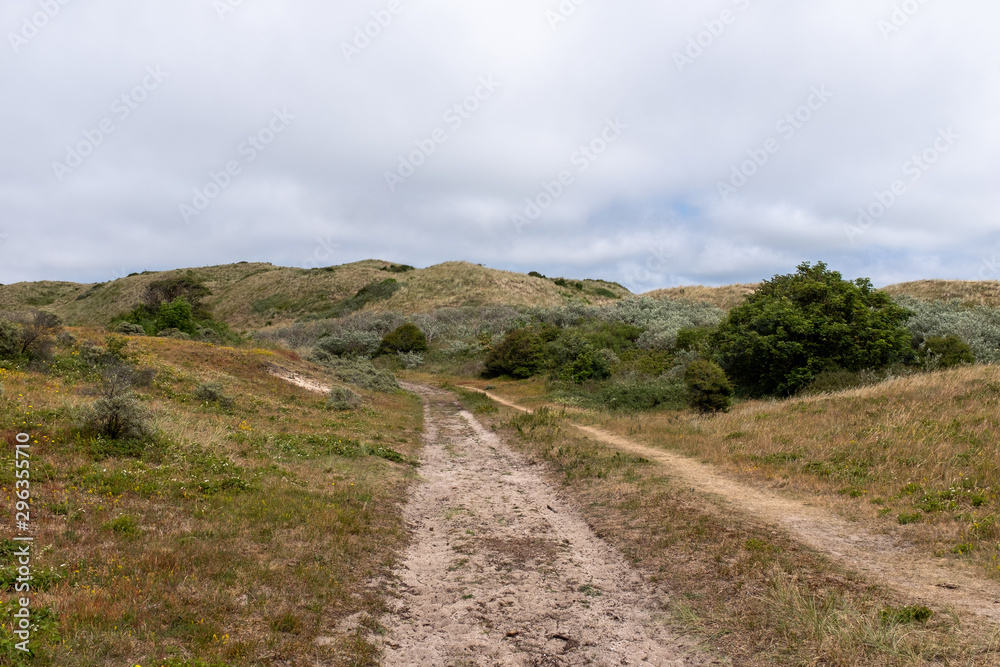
[881,280,1000,307]
[0,330,424,665]
[641,283,760,310]
[457,395,1000,666]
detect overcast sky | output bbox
[2,1,998,291]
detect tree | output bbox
[710,262,913,397]
[0,318,21,358]
[483,327,548,379]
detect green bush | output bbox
[483,327,548,379]
[684,359,733,413]
[313,331,382,360]
[711,262,913,397]
[156,297,197,335]
[0,319,20,359]
[113,321,145,335]
[378,323,428,355]
[327,385,362,410]
[381,264,415,273]
[919,334,974,369]
[81,364,154,440]
[675,326,713,353]
[528,271,546,278]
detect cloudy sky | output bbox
[2,1,998,291]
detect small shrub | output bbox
[483,327,547,379]
[378,323,429,355]
[313,331,381,359]
[0,319,20,359]
[270,612,302,634]
[82,364,154,440]
[327,385,362,410]
[897,512,922,525]
[102,515,140,538]
[528,271,546,278]
[684,359,733,413]
[381,263,415,273]
[880,605,933,625]
[396,351,425,369]
[114,321,146,335]
[919,334,974,369]
[194,382,235,409]
[321,358,398,392]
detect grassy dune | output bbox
[0,261,632,332]
[0,332,423,666]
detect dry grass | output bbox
[456,394,1000,666]
[0,260,633,333]
[583,364,1000,574]
[642,283,760,310]
[882,280,1000,307]
[0,330,423,665]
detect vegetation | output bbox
[711,262,914,397]
[0,328,423,665]
[377,323,428,356]
[684,359,733,413]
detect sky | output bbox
[2,0,998,292]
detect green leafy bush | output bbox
[919,334,974,369]
[325,279,401,318]
[483,327,548,379]
[684,359,733,413]
[327,385,362,410]
[378,323,429,355]
[381,264,415,273]
[528,271,546,278]
[711,262,913,397]
[156,296,197,335]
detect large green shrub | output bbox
[599,381,686,411]
[711,262,913,397]
[684,359,733,413]
[321,357,398,392]
[378,323,428,355]
[155,297,197,335]
[483,328,548,379]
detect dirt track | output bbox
[380,383,722,666]
[464,386,1000,625]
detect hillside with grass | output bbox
[0,261,632,333]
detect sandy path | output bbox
[381,383,720,666]
[462,386,1000,625]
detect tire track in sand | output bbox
[381,383,722,666]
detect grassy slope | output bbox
[0,261,632,331]
[0,331,423,666]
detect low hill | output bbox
[881,279,1000,307]
[0,260,632,330]
[642,284,760,310]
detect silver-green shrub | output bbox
[895,296,1000,364]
